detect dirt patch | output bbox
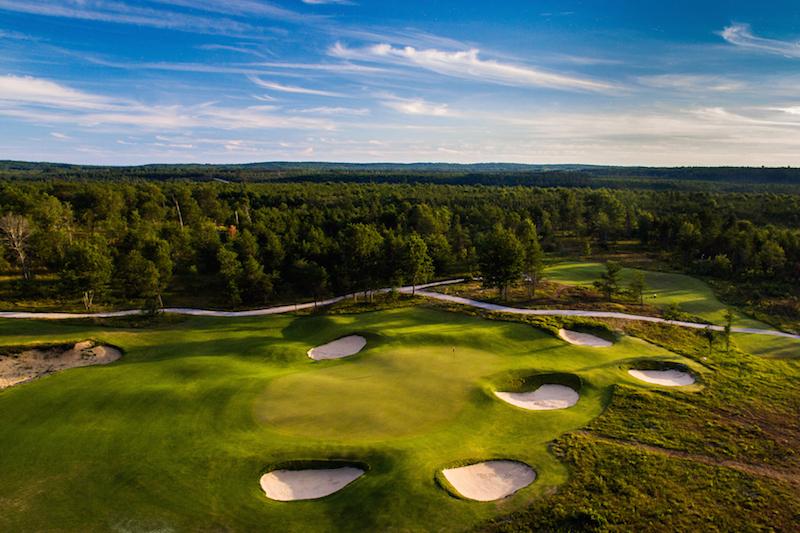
[0,341,122,389]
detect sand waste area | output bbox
[0,341,121,389]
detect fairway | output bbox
[0,307,700,532]
[546,262,800,358]
[545,262,753,324]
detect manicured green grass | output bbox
[545,262,799,359]
[0,307,699,532]
[546,262,751,324]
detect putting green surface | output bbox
[0,308,706,531]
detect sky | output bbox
[1,1,799,166]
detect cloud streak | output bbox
[0,0,289,37]
[0,74,335,131]
[248,76,345,97]
[721,23,800,58]
[637,74,744,93]
[329,42,617,92]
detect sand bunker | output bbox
[558,329,612,347]
[307,335,367,361]
[628,369,695,387]
[0,341,121,389]
[442,460,535,502]
[495,384,579,411]
[260,467,364,501]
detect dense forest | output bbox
[1,178,798,313]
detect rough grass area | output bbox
[481,317,800,532]
[483,433,800,533]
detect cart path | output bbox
[1,279,798,340]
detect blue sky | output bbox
[1,0,799,165]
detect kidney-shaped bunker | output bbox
[495,384,579,411]
[260,466,365,501]
[307,335,367,361]
[558,329,612,347]
[442,460,535,502]
[628,368,695,387]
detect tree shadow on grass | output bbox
[111,334,308,367]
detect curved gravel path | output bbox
[0,279,797,341]
[403,288,800,340]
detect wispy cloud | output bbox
[302,0,354,5]
[638,74,745,93]
[0,29,35,40]
[197,43,273,58]
[0,0,286,37]
[329,42,617,92]
[297,106,369,116]
[721,23,800,58]
[0,74,335,131]
[150,0,312,23]
[248,75,345,97]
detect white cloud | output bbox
[329,42,616,92]
[0,74,115,110]
[380,95,453,117]
[248,76,345,97]
[772,106,800,115]
[50,132,70,140]
[721,23,800,58]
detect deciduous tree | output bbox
[0,213,33,280]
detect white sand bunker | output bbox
[558,329,612,347]
[442,460,536,502]
[260,467,364,501]
[307,335,367,361]
[0,340,121,389]
[495,384,579,411]
[628,369,695,387]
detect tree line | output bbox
[0,180,798,309]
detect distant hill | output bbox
[1,160,798,192]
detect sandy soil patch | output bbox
[558,328,612,347]
[442,460,535,501]
[260,467,364,501]
[495,384,579,410]
[0,341,121,389]
[628,369,695,386]
[307,335,367,361]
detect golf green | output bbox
[0,307,704,532]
